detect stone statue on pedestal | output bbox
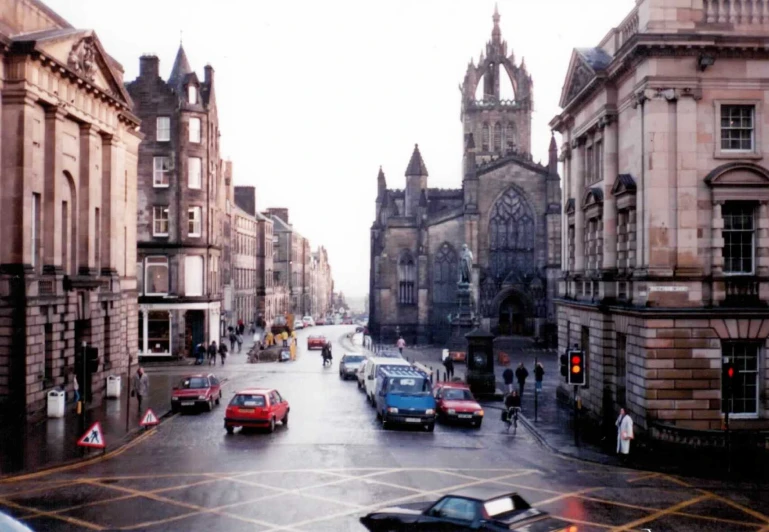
[459,244,474,285]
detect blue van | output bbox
[375,367,436,431]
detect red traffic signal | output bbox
[567,350,585,385]
[727,366,735,379]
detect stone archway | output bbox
[493,288,534,337]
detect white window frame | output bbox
[714,100,762,160]
[188,85,197,104]
[188,206,202,237]
[153,206,169,237]
[184,255,204,296]
[722,342,760,419]
[156,116,171,142]
[144,256,169,296]
[722,201,756,276]
[153,157,171,187]
[189,117,201,143]
[188,157,202,189]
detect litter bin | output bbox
[106,375,121,399]
[47,389,65,418]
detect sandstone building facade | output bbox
[551,0,769,437]
[369,7,561,344]
[126,46,226,358]
[0,0,141,418]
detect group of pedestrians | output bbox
[502,361,545,398]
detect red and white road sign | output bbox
[140,408,159,427]
[77,422,106,449]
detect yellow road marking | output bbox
[627,472,660,483]
[535,487,602,507]
[0,495,105,530]
[610,494,710,532]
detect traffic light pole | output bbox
[726,396,732,475]
[534,357,538,423]
[574,385,579,447]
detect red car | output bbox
[434,382,484,428]
[171,374,222,412]
[307,335,327,350]
[224,388,290,434]
[315,318,326,326]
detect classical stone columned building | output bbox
[126,46,225,359]
[551,0,769,439]
[369,7,561,344]
[0,0,141,418]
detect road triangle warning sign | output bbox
[140,408,159,427]
[77,422,106,449]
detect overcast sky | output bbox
[47,0,635,302]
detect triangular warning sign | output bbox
[140,408,159,427]
[77,422,106,449]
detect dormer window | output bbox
[188,85,197,104]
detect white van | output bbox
[363,356,412,405]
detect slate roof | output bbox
[575,47,612,71]
[168,44,192,88]
[616,173,637,191]
[405,144,428,176]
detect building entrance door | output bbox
[498,293,531,336]
[185,310,205,357]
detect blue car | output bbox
[375,366,436,431]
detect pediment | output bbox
[583,187,604,208]
[611,174,637,197]
[705,162,769,187]
[559,50,596,108]
[17,29,131,106]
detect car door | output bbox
[209,375,220,398]
[271,391,286,419]
[417,497,479,531]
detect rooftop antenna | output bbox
[180,30,183,46]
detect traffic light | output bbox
[568,349,585,385]
[560,354,568,378]
[723,360,735,398]
[86,347,99,373]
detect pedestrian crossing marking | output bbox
[77,422,105,449]
[140,408,159,427]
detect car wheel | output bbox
[215,393,221,406]
[474,420,483,429]
[426,423,435,432]
[205,399,213,412]
[225,425,234,434]
[268,417,276,433]
[282,411,289,426]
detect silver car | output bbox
[339,353,366,381]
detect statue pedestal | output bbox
[448,283,474,352]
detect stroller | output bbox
[322,343,333,366]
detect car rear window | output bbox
[387,377,431,394]
[344,355,365,363]
[442,388,474,401]
[230,394,266,407]
[179,377,208,389]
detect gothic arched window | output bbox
[481,123,490,151]
[489,188,535,280]
[432,243,458,305]
[506,123,516,151]
[493,122,502,153]
[398,250,416,305]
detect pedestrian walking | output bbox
[396,336,406,355]
[131,367,149,412]
[237,320,245,336]
[208,341,218,366]
[236,332,243,353]
[616,407,634,463]
[443,356,455,381]
[229,330,237,352]
[515,362,529,398]
[70,368,80,404]
[534,362,544,393]
[502,367,514,393]
[219,342,228,365]
[195,343,206,365]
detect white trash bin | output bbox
[106,375,121,399]
[47,389,65,418]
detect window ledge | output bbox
[153,234,169,238]
[153,184,170,188]
[714,151,763,161]
[721,413,759,420]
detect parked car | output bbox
[342,316,353,325]
[375,366,436,431]
[339,353,366,380]
[434,382,484,428]
[302,316,315,327]
[293,318,305,330]
[224,388,289,434]
[315,317,326,326]
[360,488,574,531]
[307,335,327,350]
[363,356,412,405]
[171,374,222,412]
[357,358,370,390]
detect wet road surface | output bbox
[1,326,768,531]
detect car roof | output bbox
[369,356,410,365]
[445,487,519,502]
[380,366,427,378]
[343,353,365,357]
[181,374,210,379]
[235,388,273,395]
[309,335,326,339]
[436,382,470,390]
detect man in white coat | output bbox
[616,407,634,463]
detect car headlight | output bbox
[198,395,206,400]
[447,409,456,415]
[425,409,435,415]
[387,407,399,413]
[474,410,484,416]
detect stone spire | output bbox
[548,133,558,175]
[492,3,501,44]
[377,166,387,198]
[405,144,428,177]
[168,44,192,87]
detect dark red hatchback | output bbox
[171,374,222,412]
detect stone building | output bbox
[267,208,312,317]
[550,0,769,438]
[255,211,276,326]
[0,0,141,418]
[311,246,332,318]
[126,46,225,359]
[369,7,561,344]
[231,196,257,328]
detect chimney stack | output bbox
[204,64,214,85]
[139,55,159,79]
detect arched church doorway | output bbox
[498,292,532,336]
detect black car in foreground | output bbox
[360,488,575,532]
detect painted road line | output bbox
[0,495,105,530]
[535,487,602,507]
[610,494,710,532]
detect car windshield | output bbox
[442,388,474,401]
[344,355,365,363]
[387,377,431,395]
[230,394,266,407]
[179,377,208,389]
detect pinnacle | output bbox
[405,144,428,177]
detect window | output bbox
[188,206,202,237]
[153,206,169,236]
[493,122,502,152]
[429,497,476,522]
[156,117,170,141]
[185,255,204,296]
[722,342,760,416]
[595,140,604,183]
[188,85,197,104]
[432,242,458,304]
[586,145,594,183]
[723,202,755,274]
[398,251,416,305]
[145,256,169,295]
[189,118,201,143]
[153,157,171,187]
[481,123,490,151]
[721,105,754,151]
[188,157,202,189]
[505,123,516,151]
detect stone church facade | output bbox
[369,7,561,344]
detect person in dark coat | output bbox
[502,367,514,393]
[208,341,218,366]
[515,363,529,398]
[219,342,228,365]
[195,343,206,365]
[443,356,455,380]
[534,362,545,393]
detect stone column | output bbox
[43,105,66,272]
[676,93,700,274]
[711,201,724,276]
[573,138,586,272]
[645,93,675,274]
[601,117,618,271]
[78,123,102,275]
[100,134,122,275]
[757,201,769,276]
